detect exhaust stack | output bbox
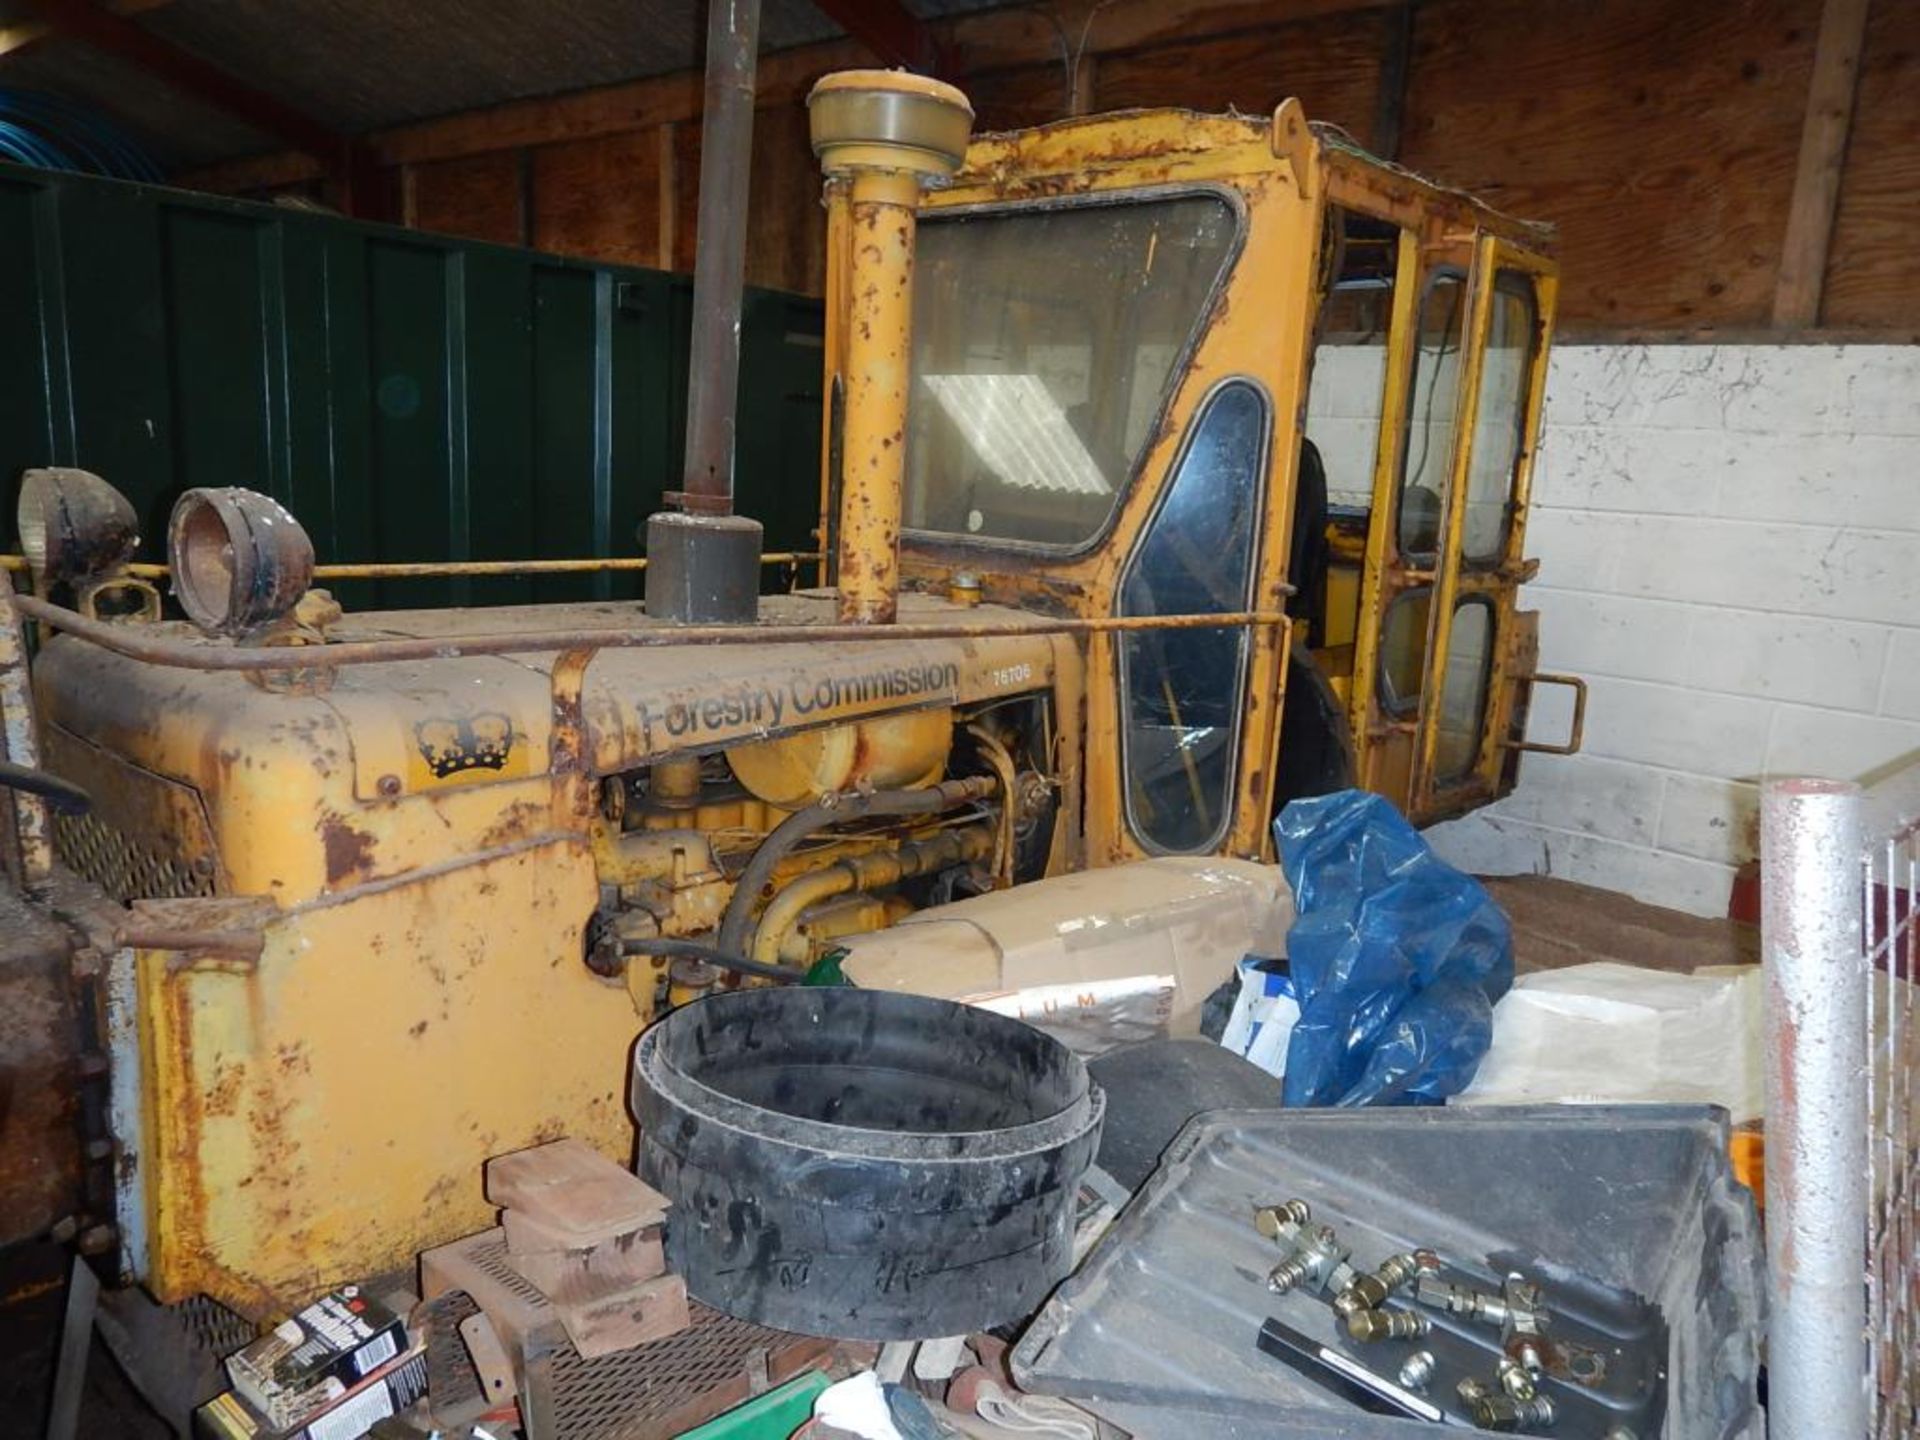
[809,71,973,626]
[645,0,764,624]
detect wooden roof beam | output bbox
[0,0,171,61]
[177,0,1402,195]
[809,0,948,76]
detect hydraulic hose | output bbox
[618,936,794,985]
[715,775,997,960]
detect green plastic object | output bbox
[801,949,853,987]
[675,1369,831,1439]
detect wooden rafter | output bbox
[809,0,946,75]
[15,0,370,201]
[181,0,1407,195]
[0,0,171,61]
[1772,0,1873,328]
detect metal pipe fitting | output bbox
[1396,1350,1436,1392]
[808,70,973,626]
[1415,1274,1509,1327]
[1335,1251,1421,1316]
[1252,1200,1311,1240]
[1496,1355,1537,1401]
[1346,1307,1430,1343]
[1460,1387,1556,1432]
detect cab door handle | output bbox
[1500,672,1585,756]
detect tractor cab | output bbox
[865,100,1583,846]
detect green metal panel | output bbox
[0,161,825,611]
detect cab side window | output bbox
[1119,381,1270,852]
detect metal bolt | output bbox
[1497,1356,1538,1401]
[1346,1306,1430,1342]
[1397,1350,1436,1391]
[78,1224,116,1256]
[376,773,401,797]
[1253,1199,1311,1239]
[1601,1429,1638,1440]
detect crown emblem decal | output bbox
[414,713,515,779]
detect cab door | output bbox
[1411,237,1568,821]
[1347,232,1572,823]
[1345,227,1472,814]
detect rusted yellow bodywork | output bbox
[16,92,1571,1316]
[33,595,1081,1309]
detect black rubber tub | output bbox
[631,986,1105,1340]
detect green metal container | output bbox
[0,161,824,611]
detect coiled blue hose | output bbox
[0,89,163,181]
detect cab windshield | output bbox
[903,194,1239,549]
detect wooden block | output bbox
[502,1203,665,1256]
[552,1272,691,1360]
[509,1226,666,1297]
[484,1138,668,1237]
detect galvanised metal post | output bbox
[1762,775,1870,1440]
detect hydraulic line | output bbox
[715,775,997,959]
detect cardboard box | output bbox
[840,856,1290,1038]
[226,1288,409,1431]
[198,1347,427,1440]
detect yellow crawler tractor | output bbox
[0,70,1578,1317]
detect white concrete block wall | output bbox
[1425,344,1920,917]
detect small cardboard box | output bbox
[226,1288,410,1431]
[198,1346,427,1440]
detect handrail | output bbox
[11,594,1288,673]
[0,552,819,581]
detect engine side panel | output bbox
[137,838,629,1316]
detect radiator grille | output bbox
[54,808,215,903]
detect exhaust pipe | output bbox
[809,71,973,626]
[645,0,764,624]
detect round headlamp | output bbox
[167,487,314,638]
[15,468,140,588]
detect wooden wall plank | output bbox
[969,64,1079,132]
[174,0,1918,332]
[406,150,523,247]
[1772,0,1872,326]
[530,131,660,268]
[1820,0,1920,327]
[1400,0,1822,331]
[1095,8,1386,144]
[744,99,824,296]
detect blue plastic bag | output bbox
[1274,790,1512,1107]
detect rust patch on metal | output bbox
[320,817,376,887]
